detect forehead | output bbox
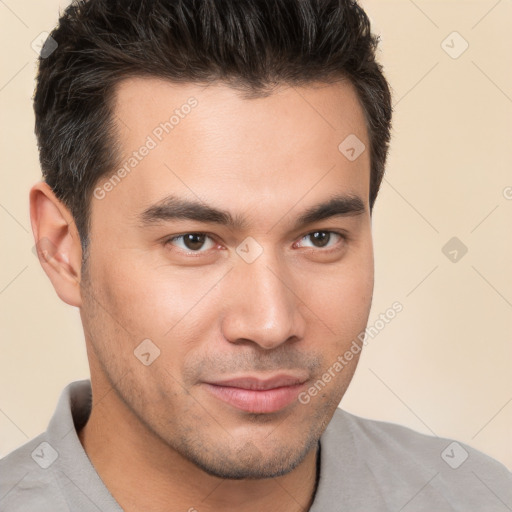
[112,76,368,151]
[93,77,370,231]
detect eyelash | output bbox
[163,230,347,255]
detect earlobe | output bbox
[29,181,83,308]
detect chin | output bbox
[174,432,318,480]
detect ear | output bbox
[30,181,83,308]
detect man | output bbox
[1,0,510,510]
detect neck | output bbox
[78,380,320,512]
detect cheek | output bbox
[304,251,374,337]
[89,254,231,386]
[93,252,220,341]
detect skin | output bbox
[30,77,374,512]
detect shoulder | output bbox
[0,434,69,511]
[334,408,508,469]
[323,408,512,509]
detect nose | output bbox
[221,250,307,350]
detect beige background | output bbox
[1,0,511,470]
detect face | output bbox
[80,77,374,479]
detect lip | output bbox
[202,374,308,414]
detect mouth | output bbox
[202,374,308,414]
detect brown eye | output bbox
[309,231,330,247]
[296,231,344,250]
[166,233,215,252]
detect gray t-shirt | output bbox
[1,380,511,511]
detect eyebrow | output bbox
[137,193,366,232]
